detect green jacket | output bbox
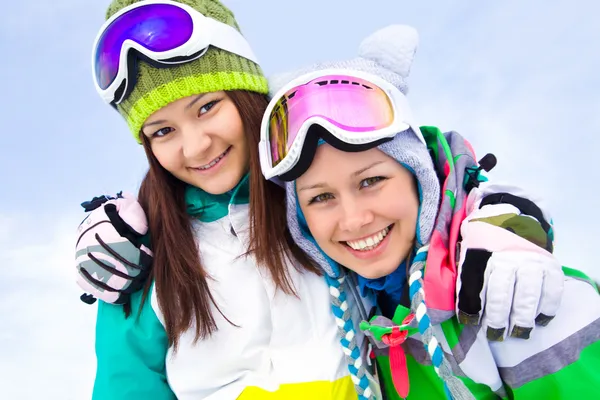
[361,127,600,399]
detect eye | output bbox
[359,176,386,189]
[198,99,221,116]
[308,192,334,205]
[151,127,174,138]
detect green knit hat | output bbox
[104,0,269,143]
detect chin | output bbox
[200,180,239,195]
[360,256,407,279]
[360,267,396,280]
[343,261,394,280]
[196,169,246,195]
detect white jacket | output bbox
[92,194,362,400]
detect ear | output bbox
[358,25,419,79]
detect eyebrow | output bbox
[142,93,208,131]
[297,182,327,192]
[142,119,167,130]
[297,161,386,192]
[352,160,385,177]
[185,93,207,111]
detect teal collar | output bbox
[185,174,250,222]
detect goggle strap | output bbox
[204,18,259,65]
[94,0,260,103]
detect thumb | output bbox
[113,194,148,235]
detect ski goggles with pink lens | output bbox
[92,0,259,106]
[259,69,425,181]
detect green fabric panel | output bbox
[440,316,464,349]
[458,376,499,400]
[420,126,441,164]
[185,185,231,222]
[562,266,599,292]
[444,190,456,210]
[375,352,497,400]
[93,288,175,400]
[420,125,455,174]
[185,173,250,222]
[504,339,600,399]
[230,173,250,205]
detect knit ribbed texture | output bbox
[122,57,268,143]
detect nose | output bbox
[337,196,374,233]
[181,125,211,160]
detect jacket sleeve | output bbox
[92,286,176,400]
[493,269,600,399]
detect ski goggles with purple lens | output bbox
[259,69,424,181]
[92,0,259,105]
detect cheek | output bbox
[381,191,419,224]
[234,131,250,161]
[217,105,246,145]
[406,195,420,222]
[151,143,179,172]
[233,129,249,167]
[214,111,249,164]
[302,208,335,248]
[397,196,419,240]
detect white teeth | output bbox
[198,149,228,170]
[346,227,390,251]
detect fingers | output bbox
[508,255,544,339]
[76,269,123,304]
[94,233,145,273]
[113,196,149,236]
[458,251,564,341]
[481,253,517,341]
[75,194,152,305]
[535,262,564,326]
[77,251,131,290]
[75,233,150,304]
[88,251,139,279]
[104,203,141,245]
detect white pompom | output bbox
[358,25,419,79]
[268,70,301,97]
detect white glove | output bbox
[456,183,564,341]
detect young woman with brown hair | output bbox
[76,0,374,398]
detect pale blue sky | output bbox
[1,0,599,398]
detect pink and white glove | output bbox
[75,193,153,304]
[456,183,564,341]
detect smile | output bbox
[193,147,231,171]
[344,225,392,251]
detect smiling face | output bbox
[296,144,419,279]
[141,91,249,194]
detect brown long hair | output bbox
[136,90,319,348]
